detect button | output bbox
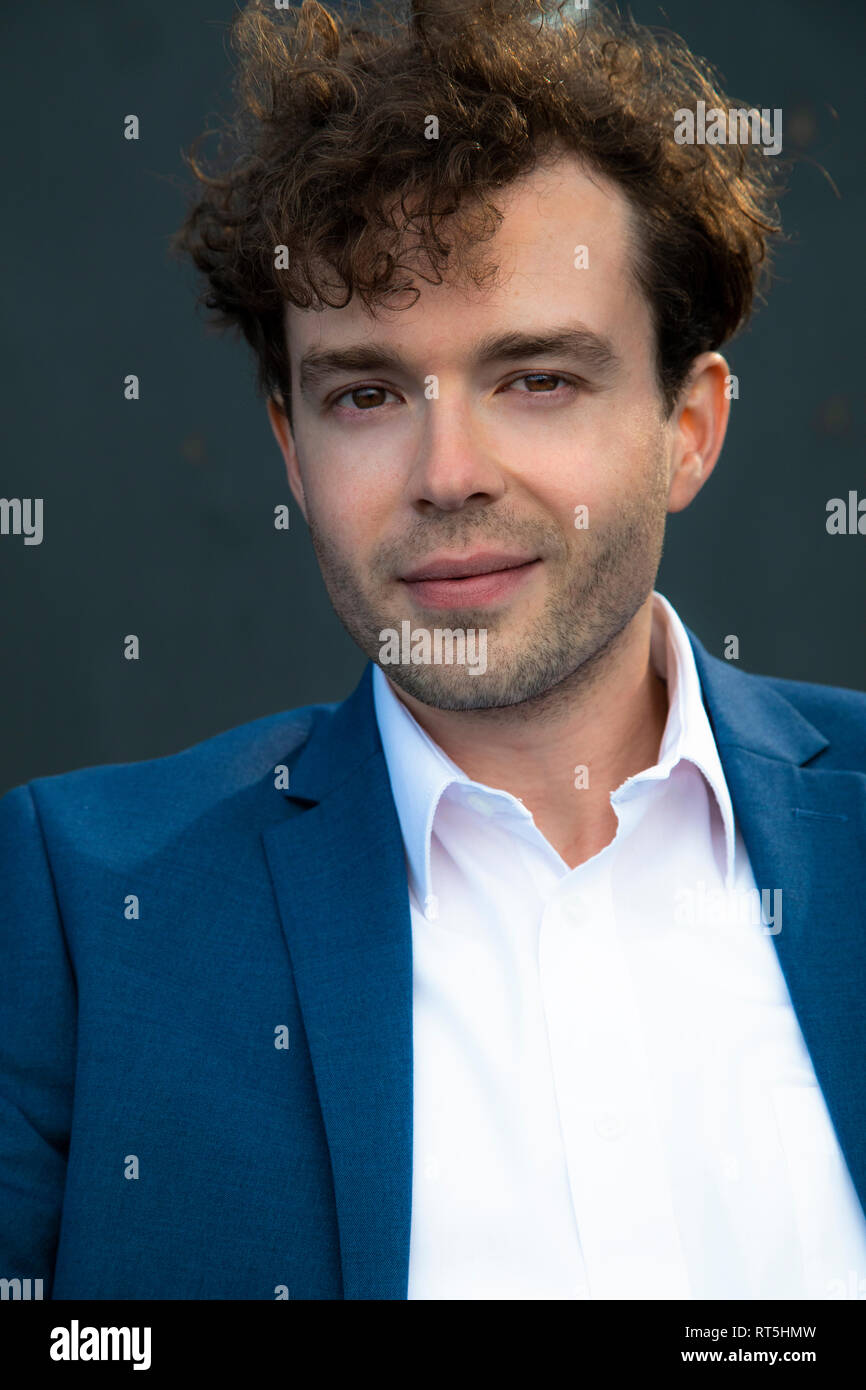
[573,1284,590,1300]
[423,893,439,922]
[465,792,495,817]
[595,1112,627,1141]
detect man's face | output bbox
[277,155,684,710]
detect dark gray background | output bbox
[1,0,863,795]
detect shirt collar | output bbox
[372,590,737,909]
[643,591,737,888]
[372,659,471,916]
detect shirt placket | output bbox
[537,818,692,1299]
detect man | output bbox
[1,0,864,1300]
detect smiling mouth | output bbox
[400,550,539,580]
[399,556,541,609]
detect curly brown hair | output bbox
[173,0,785,419]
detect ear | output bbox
[666,352,732,514]
[266,393,308,521]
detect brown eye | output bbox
[350,386,388,408]
[522,373,560,392]
[332,384,398,412]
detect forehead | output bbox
[285,154,652,370]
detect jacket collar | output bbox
[687,628,829,765]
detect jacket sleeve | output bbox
[0,783,76,1295]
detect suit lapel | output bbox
[262,668,414,1299]
[688,631,866,1215]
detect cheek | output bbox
[533,417,663,530]
[297,411,412,507]
[301,452,397,563]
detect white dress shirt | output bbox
[372,591,866,1300]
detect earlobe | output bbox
[667,451,706,514]
[684,450,704,483]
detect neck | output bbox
[388,594,670,870]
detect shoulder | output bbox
[3,701,337,846]
[760,669,866,720]
[755,669,865,749]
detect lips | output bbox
[399,552,541,609]
[400,551,538,582]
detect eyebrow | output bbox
[297,324,621,396]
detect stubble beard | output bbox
[306,457,670,716]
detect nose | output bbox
[407,395,507,514]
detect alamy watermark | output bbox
[50,1321,151,1371]
[674,101,782,156]
[674,882,782,935]
[0,497,43,545]
[0,1277,43,1299]
[379,621,487,675]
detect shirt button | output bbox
[465,792,495,817]
[595,1111,626,1141]
[573,1284,590,1299]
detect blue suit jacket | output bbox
[1,630,864,1299]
